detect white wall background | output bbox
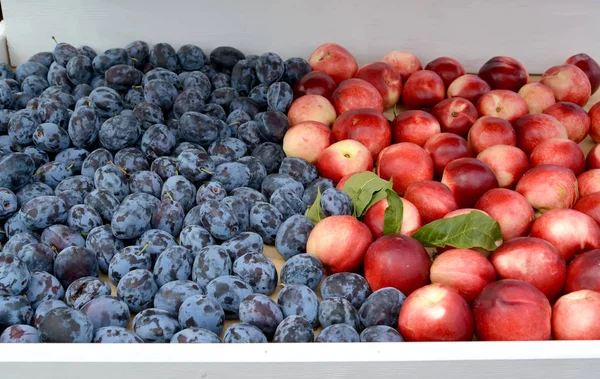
[2,0,600,73]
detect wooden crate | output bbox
[1,1,600,378]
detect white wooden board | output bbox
[2,2,600,378]
[2,0,600,73]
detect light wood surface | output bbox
[2,0,600,72]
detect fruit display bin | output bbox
[2,0,600,378]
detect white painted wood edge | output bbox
[1,341,600,363]
[0,21,8,65]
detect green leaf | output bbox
[412,211,503,252]
[383,189,403,235]
[305,188,325,224]
[341,172,390,217]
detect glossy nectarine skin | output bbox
[308,43,358,85]
[543,101,590,144]
[282,121,333,164]
[430,97,478,138]
[473,279,552,341]
[476,89,528,123]
[529,138,585,175]
[565,53,600,94]
[515,165,578,213]
[398,283,474,342]
[475,188,535,241]
[316,139,373,183]
[404,180,458,224]
[355,62,403,109]
[540,64,591,107]
[306,215,373,274]
[424,133,472,179]
[588,101,600,143]
[565,249,600,293]
[362,197,422,239]
[331,78,384,114]
[575,193,600,227]
[552,290,600,340]
[530,209,600,262]
[477,145,530,189]
[287,94,337,126]
[468,116,516,155]
[332,108,391,158]
[430,248,496,304]
[293,71,337,99]
[441,158,498,208]
[425,57,466,88]
[382,51,422,83]
[518,82,556,114]
[477,56,529,91]
[514,114,568,155]
[402,70,445,110]
[447,74,491,104]
[490,237,566,302]
[587,144,600,170]
[391,110,441,147]
[377,142,434,195]
[364,234,431,295]
[578,169,600,198]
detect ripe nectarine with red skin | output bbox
[362,197,422,239]
[382,51,422,83]
[578,169,600,198]
[575,192,600,227]
[377,142,434,195]
[518,82,556,114]
[331,108,391,158]
[540,64,591,107]
[477,145,530,189]
[447,74,491,104]
[587,144,600,170]
[514,113,568,155]
[430,248,496,304]
[355,62,402,109]
[293,71,337,99]
[398,283,474,342]
[331,78,384,114]
[552,290,600,340]
[391,110,441,147]
[529,138,585,175]
[306,215,372,274]
[441,158,498,208]
[424,133,472,178]
[402,70,445,110]
[282,121,333,164]
[316,139,373,183]
[430,97,478,138]
[473,279,552,341]
[565,53,600,94]
[588,101,600,142]
[543,102,590,144]
[565,249,600,293]
[404,180,458,224]
[476,89,528,123]
[530,209,600,262]
[475,188,535,241]
[364,234,431,295]
[477,56,529,91]
[490,237,566,302]
[425,57,466,88]
[308,43,358,85]
[287,94,337,127]
[468,116,516,155]
[515,165,578,213]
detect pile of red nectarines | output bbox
[289,43,600,341]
